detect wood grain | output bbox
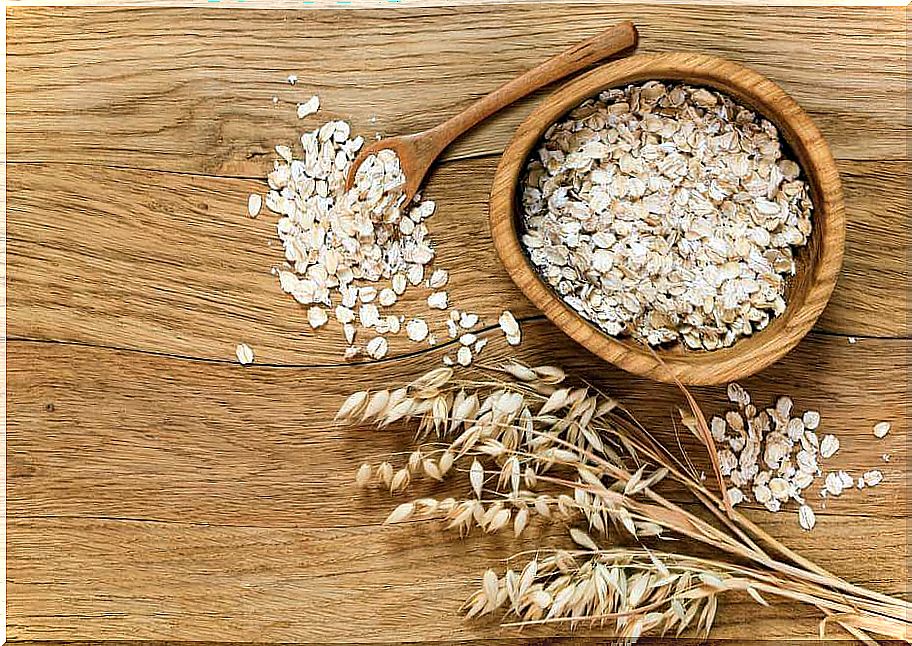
[7,157,908,364]
[348,21,637,201]
[7,6,908,174]
[6,4,910,645]
[490,52,846,385]
[8,515,908,642]
[8,330,909,524]
[6,334,909,641]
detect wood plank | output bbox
[7,5,910,644]
[7,514,907,642]
[828,160,912,337]
[8,327,910,639]
[6,159,909,368]
[7,5,907,175]
[8,321,909,643]
[9,0,901,6]
[8,329,908,521]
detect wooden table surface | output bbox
[6,5,910,644]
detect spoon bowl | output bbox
[346,131,441,202]
[489,52,845,385]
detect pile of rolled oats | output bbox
[245,93,521,365]
[520,81,813,350]
[714,383,886,531]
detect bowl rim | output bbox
[489,52,846,385]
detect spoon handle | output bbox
[428,21,638,150]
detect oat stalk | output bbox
[341,362,911,642]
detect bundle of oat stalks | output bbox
[337,362,910,642]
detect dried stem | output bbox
[341,362,912,642]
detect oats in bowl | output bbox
[519,81,813,351]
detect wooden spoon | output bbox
[345,21,638,201]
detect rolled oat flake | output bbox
[798,504,816,531]
[519,81,813,351]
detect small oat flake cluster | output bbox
[520,81,813,350]
[714,383,887,531]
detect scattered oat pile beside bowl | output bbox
[250,95,520,367]
[520,81,814,351]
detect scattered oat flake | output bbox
[802,410,820,430]
[360,304,380,328]
[798,505,816,531]
[386,315,401,334]
[427,291,448,310]
[727,383,747,405]
[460,333,477,346]
[272,96,279,104]
[769,478,789,500]
[442,355,454,366]
[499,310,520,335]
[882,453,891,463]
[235,343,254,365]
[366,336,388,359]
[776,396,793,419]
[710,417,726,442]
[391,274,407,295]
[819,434,839,459]
[428,269,449,289]
[359,286,378,303]
[343,346,361,360]
[474,338,488,354]
[341,287,357,308]
[275,144,293,163]
[296,95,320,118]
[863,470,883,487]
[457,346,472,367]
[726,487,744,507]
[838,471,853,489]
[287,74,298,85]
[459,312,479,328]
[279,271,298,294]
[500,310,522,345]
[378,288,397,307]
[446,320,459,338]
[406,319,429,342]
[873,421,891,438]
[247,194,262,218]
[848,337,857,344]
[343,323,356,345]
[824,472,844,496]
[308,306,328,329]
[408,264,424,286]
[794,471,814,490]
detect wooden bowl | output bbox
[490,53,845,385]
